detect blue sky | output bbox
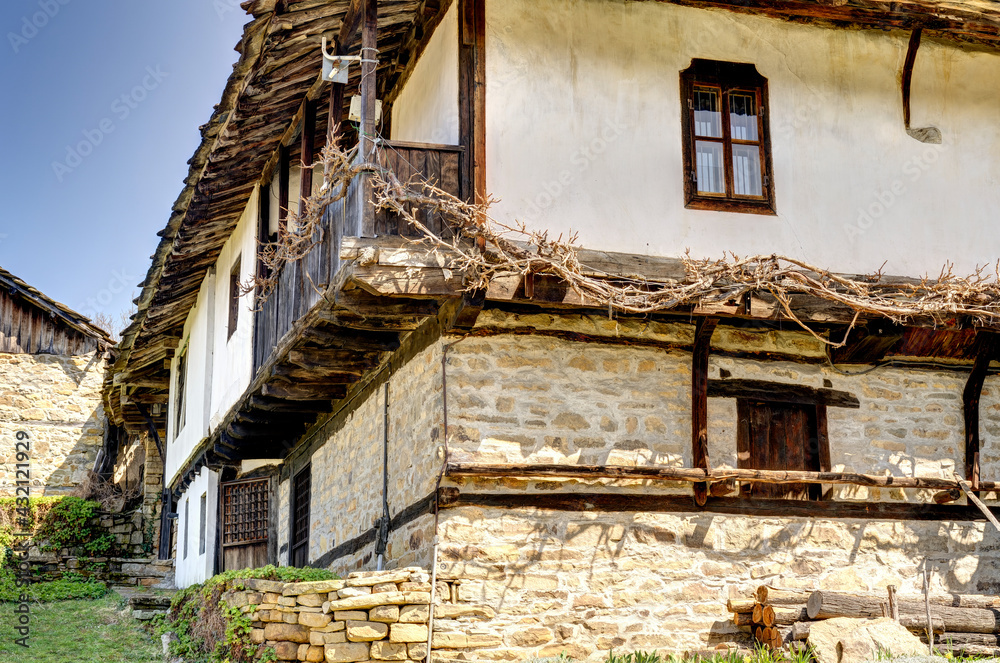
[0,0,247,331]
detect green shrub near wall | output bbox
[156,565,339,663]
[0,496,115,601]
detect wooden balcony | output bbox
[252,140,463,375]
[194,140,464,466]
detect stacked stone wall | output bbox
[229,568,498,663]
[0,350,106,495]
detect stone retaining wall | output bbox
[225,568,500,663]
[0,351,106,495]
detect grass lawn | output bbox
[0,594,161,663]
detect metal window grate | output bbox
[291,466,310,567]
[222,478,269,547]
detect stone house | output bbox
[104,0,1000,656]
[0,266,111,496]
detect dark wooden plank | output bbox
[709,378,860,408]
[278,144,290,231]
[359,0,378,238]
[437,488,992,522]
[964,332,999,491]
[692,317,718,506]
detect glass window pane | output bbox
[729,92,759,141]
[732,144,762,196]
[693,87,721,138]
[696,141,725,195]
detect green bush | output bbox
[155,565,339,663]
[34,497,115,555]
[0,567,108,602]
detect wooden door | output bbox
[737,400,822,500]
[221,478,270,571]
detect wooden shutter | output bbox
[737,400,824,500]
[290,466,311,568]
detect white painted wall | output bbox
[485,0,1000,278]
[209,187,260,432]
[166,269,216,485]
[174,469,219,588]
[391,3,459,145]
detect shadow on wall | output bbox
[0,350,107,497]
[439,506,1000,648]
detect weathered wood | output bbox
[888,585,899,621]
[358,0,378,237]
[709,379,860,409]
[437,487,988,522]
[444,462,1000,492]
[955,475,1000,533]
[299,97,316,203]
[808,591,1000,634]
[692,317,718,506]
[728,598,757,613]
[790,622,811,641]
[964,333,998,491]
[756,586,811,605]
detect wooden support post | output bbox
[458,0,486,206]
[278,144,290,231]
[692,317,719,506]
[359,0,378,237]
[299,97,316,203]
[963,332,997,491]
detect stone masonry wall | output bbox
[280,343,444,573]
[227,568,498,663]
[0,350,106,495]
[436,507,1000,658]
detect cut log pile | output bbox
[728,586,1000,657]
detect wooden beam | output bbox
[458,0,485,204]
[708,379,860,409]
[692,317,718,506]
[963,332,998,491]
[437,487,988,522]
[359,0,378,237]
[338,0,365,50]
[902,27,922,131]
[278,144,290,231]
[445,462,1000,492]
[299,97,317,204]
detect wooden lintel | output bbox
[708,379,860,409]
[437,488,989,522]
[692,317,719,506]
[445,462,1000,492]
[964,332,998,491]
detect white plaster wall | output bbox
[174,468,219,588]
[166,270,216,485]
[485,0,1000,278]
[209,187,259,431]
[391,3,460,145]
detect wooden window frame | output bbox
[736,399,831,501]
[680,59,776,215]
[175,349,187,435]
[183,497,189,560]
[222,478,271,548]
[228,255,242,341]
[199,492,207,556]
[290,464,311,568]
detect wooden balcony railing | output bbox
[252,140,463,374]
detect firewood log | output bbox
[756,586,812,605]
[754,626,764,641]
[807,591,1000,633]
[791,622,811,641]
[752,603,763,623]
[727,598,756,613]
[762,605,776,627]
